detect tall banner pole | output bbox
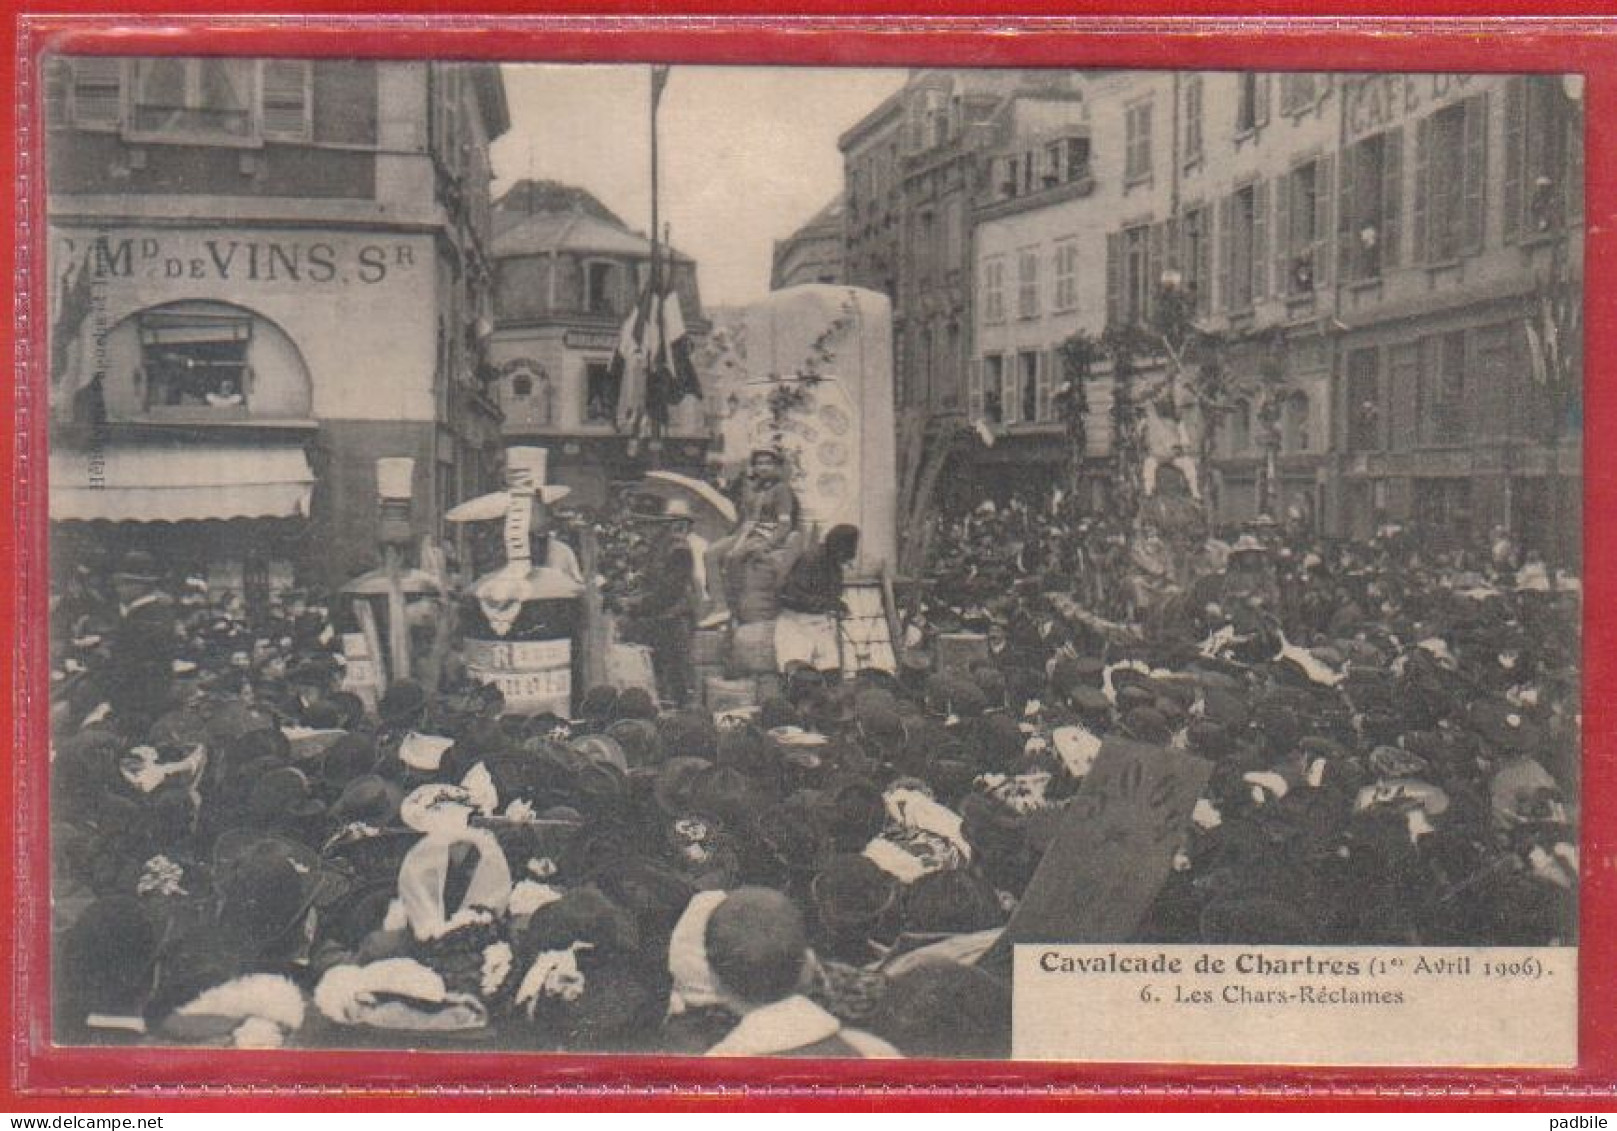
[649,65,670,451]
[650,65,665,292]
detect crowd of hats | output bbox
[49,496,1579,1056]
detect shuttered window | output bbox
[982,257,1006,325]
[1053,239,1079,312]
[43,57,70,126]
[1414,94,1488,263]
[1120,224,1153,325]
[1180,206,1212,316]
[1221,181,1268,311]
[1125,100,1154,184]
[1182,76,1204,164]
[69,57,125,130]
[1340,129,1403,281]
[1235,73,1270,135]
[1276,155,1334,296]
[1017,248,1041,319]
[1279,74,1320,117]
[1503,75,1583,241]
[261,60,312,141]
[1417,331,1468,444]
[1037,349,1055,422]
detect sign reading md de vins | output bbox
[53,232,420,287]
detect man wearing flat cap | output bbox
[626,499,700,708]
[103,550,179,737]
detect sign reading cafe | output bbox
[1343,73,1475,140]
[52,231,422,287]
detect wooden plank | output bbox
[578,526,610,691]
[983,738,1212,966]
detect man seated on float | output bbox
[706,447,801,622]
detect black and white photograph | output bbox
[42,59,1583,1063]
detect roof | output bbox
[789,193,846,239]
[493,208,692,262]
[496,179,626,227]
[838,86,908,153]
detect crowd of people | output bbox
[48,483,1580,1057]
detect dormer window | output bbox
[1043,143,1063,187]
[585,260,619,317]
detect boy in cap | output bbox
[708,448,801,621]
[702,886,897,1057]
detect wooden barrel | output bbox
[464,637,573,716]
[729,620,777,676]
[693,662,726,706]
[733,557,782,625]
[935,632,991,671]
[705,675,758,713]
[692,628,727,667]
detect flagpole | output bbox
[649,65,669,449]
[646,66,659,296]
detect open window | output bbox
[585,261,620,318]
[584,359,619,424]
[138,309,253,413]
[981,354,1005,424]
[1235,74,1270,135]
[130,58,255,141]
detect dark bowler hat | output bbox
[112,550,161,584]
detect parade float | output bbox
[443,447,586,716]
[697,284,901,694]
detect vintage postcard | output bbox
[41,56,1581,1068]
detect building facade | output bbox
[487,180,711,508]
[770,194,846,290]
[46,57,510,594]
[1328,73,1582,559]
[841,71,1088,443]
[967,77,1110,498]
[840,92,905,304]
[958,70,1582,555]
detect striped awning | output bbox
[50,443,314,523]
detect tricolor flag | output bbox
[52,248,97,391]
[650,287,703,421]
[610,279,703,433]
[610,286,654,435]
[1523,274,1580,389]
